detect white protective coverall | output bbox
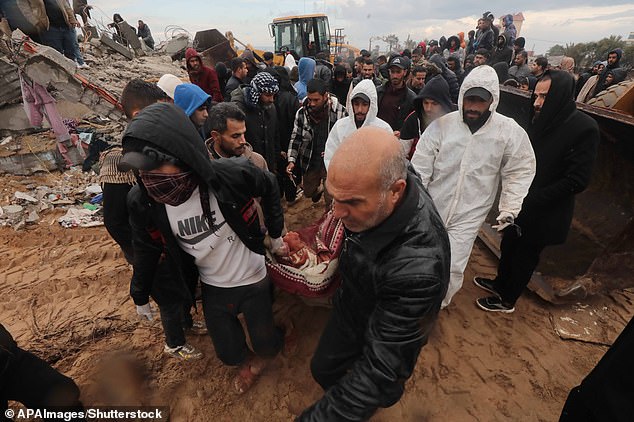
[324,79,393,170]
[411,65,536,308]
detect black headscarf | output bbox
[528,70,576,138]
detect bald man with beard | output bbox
[297,127,450,421]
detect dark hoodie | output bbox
[265,66,300,155]
[492,62,511,84]
[123,103,284,306]
[519,70,599,245]
[185,48,223,103]
[428,54,460,103]
[401,75,455,154]
[490,34,513,66]
[331,65,352,105]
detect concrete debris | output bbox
[58,207,103,228]
[0,137,12,145]
[0,167,102,230]
[14,191,38,203]
[99,33,134,60]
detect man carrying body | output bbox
[298,127,450,421]
[412,65,536,308]
[324,79,393,169]
[174,83,211,139]
[377,55,416,137]
[120,102,288,393]
[184,48,223,102]
[509,50,531,80]
[102,80,205,360]
[474,71,599,312]
[286,79,346,204]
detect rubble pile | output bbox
[0,168,103,230]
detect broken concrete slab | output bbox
[99,33,134,60]
[117,21,144,56]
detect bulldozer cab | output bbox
[269,14,330,59]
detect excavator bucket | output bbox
[193,29,237,67]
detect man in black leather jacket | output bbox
[298,127,450,421]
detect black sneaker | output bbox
[476,296,515,313]
[473,276,501,297]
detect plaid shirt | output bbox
[287,96,347,172]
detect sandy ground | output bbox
[2,174,633,421]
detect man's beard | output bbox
[462,109,491,133]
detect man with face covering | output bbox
[412,65,536,308]
[323,79,393,170]
[231,72,281,172]
[119,103,288,393]
[474,70,599,312]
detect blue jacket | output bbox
[293,57,316,102]
[174,83,210,117]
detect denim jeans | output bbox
[40,26,85,65]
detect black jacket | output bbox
[518,70,599,245]
[231,86,281,172]
[428,54,460,104]
[123,103,284,306]
[298,169,450,421]
[0,324,17,387]
[224,75,242,101]
[266,66,300,155]
[490,37,513,67]
[376,82,416,132]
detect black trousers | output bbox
[1,348,83,421]
[102,183,134,264]
[494,229,546,306]
[157,301,193,348]
[310,306,364,390]
[560,314,634,422]
[201,277,282,366]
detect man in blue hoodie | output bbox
[294,57,316,102]
[174,83,211,139]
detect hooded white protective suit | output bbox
[324,79,393,169]
[412,65,536,308]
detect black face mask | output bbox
[462,109,492,134]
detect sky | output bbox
[89,1,634,54]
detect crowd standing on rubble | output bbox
[0,3,632,421]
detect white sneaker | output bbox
[163,343,203,360]
[77,63,90,69]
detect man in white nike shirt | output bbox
[120,102,288,394]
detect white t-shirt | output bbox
[165,187,266,288]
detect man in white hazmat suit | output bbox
[324,79,393,169]
[411,65,536,308]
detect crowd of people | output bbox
[1,4,633,421]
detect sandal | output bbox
[233,356,268,394]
